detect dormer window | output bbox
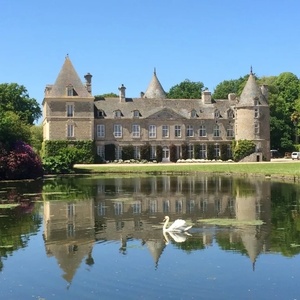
[227,109,234,119]
[114,110,122,118]
[66,85,78,96]
[133,110,140,118]
[214,109,220,119]
[191,109,197,118]
[254,98,259,106]
[97,110,105,118]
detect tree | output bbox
[30,125,43,155]
[212,75,249,99]
[94,93,118,100]
[0,110,31,149]
[0,83,41,125]
[167,79,204,99]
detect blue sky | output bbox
[1,0,300,123]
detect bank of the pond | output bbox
[73,159,300,181]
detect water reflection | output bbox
[38,175,275,281]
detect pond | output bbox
[0,175,300,300]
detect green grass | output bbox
[73,161,300,179]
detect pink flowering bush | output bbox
[0,141,43,180]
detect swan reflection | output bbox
[163,231,191,245]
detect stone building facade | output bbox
[42,57,271,161]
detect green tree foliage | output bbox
[0,83,41,125]
[212,75,249,99]
[0,110,31,149]
[94,93,118,100]
[30,125,43,155]
[167,79,204,99]
[232,140,256,161]
[140,143,151,161]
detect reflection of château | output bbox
[42,176,271,282]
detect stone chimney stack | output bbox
[119,84,126,102]
[202,90,212,104]
[84,73,92,94]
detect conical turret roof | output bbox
[48,56,91,98]
[143,69,166,99]
[238,69,268,107]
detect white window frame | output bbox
[133,110,140,118]
[199,125,206,137]
[114,124,122,138]
[191,109,197,118]
[66,103,74,117]
[96,124,105,138]
[187,144,194,159]
[97,145,105,159]
[199,144,206,159]
[214,109,220,118]
[227,109,234,119]
[175,125,181,138]
[150,146,156,160]
[114,110,122,118]
[227,125,234,137]
[213,124,220,137]
[134,146,140,159]
[115,146,122,160]
[214,144,220,157]
[186,125,194,137]
[132,124,140,138]
[162,125,169,138]
[67,124,74,137]
[149,125,156,138]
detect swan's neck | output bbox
[163,217,169,231]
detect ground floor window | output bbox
[116,146,122,160]
[214,144,220,158]
[150,146,156,160]
[97,145,105,159]
[134,146,140,159]
[199,144,206,159]
[187,144,194,159]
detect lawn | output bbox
[73,160,300,180]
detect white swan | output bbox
[163,216,192,233]
[163,231,190,245]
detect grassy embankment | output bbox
[74,161,300,180]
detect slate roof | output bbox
[94,97,236,120]
[47,56,92,98]
[143,70,167,99]
[238,71,268,107]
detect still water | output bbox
[0,175,300,300]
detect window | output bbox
[191,109,197,118]
[132,201,141,214]
[199,144,206,159]
[67,124,74,137]
[254,108,259,118]
[66,85,77,96]
[150,146,156,160]
[114,124,122,138]
[163,200,170,213]
[213,124,220,137]
[114,202,123,215]
[149,200,157,214]
[227,144,232,158]
[227,125,234,137]
[97,145,105,159]
[67,85,73,96]
[214,144,220,158]
[175,125,181,137]
[199,125,206,137]
[214,109,220,118]
[134,146,140,159]
[254,122,260,134]
[115,146,122,160]
[162,125,169,138]
[97,110,105,118]
[187,144,194,159]
[186,125,194,137]
[66,103,74,117]
[96,124,105,138]
[133,110,140,118]
[227,109,234,119]
[254,99,259,106]
[149,125,156,138]
[132,124,140,138]
[114,110,122,118]
[97,202,106,216]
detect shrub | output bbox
[0,141,43,180]
[232,140,256,161]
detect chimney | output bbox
[84,73,92,94]
[140,91,145,98]
[202,90,212,104]
[118,84,126,102]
